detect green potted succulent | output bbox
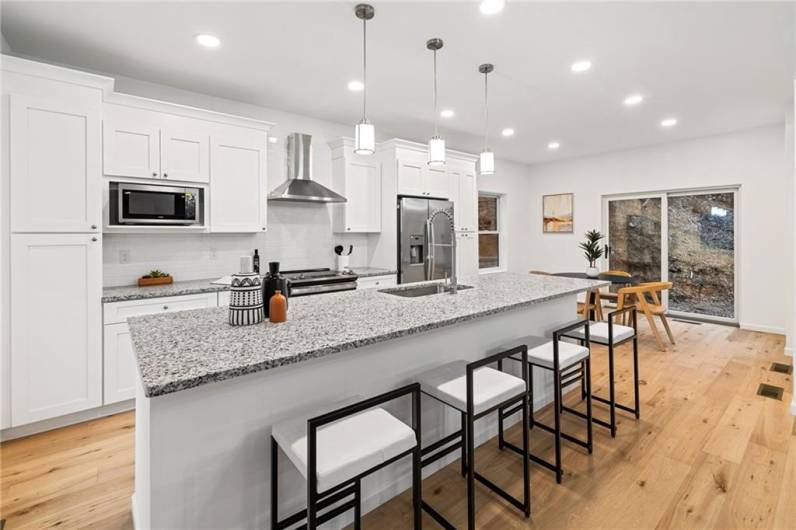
[578,229,604,277]
[138,269,173,287]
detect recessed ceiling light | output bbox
[570,60,592,73]
[267,136,278,144]
[195,34,221,48]
[547,142,560,150]
[347,80,364,92]
[660,118,678,128]
[501,128,515,137]
[479,0,506,15]
[440,109,455,118]
[624,94,644,106]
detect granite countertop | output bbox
[128,272,607,398]
[102,278,229,303]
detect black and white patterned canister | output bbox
[228,272,264,326]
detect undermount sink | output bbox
[379,283,473,298]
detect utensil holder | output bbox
[336,255,350,271]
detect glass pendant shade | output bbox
[478,149,495,175]
[428,136,446,166]
[354,120,375,155]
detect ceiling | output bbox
[2,1,793,164]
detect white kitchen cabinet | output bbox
[209,130,268,233]
[11,233,103,426]
[452,171,478,232]
[103,104,210,183]
[218,291,231,306]
[10,94,101,233]
[357,274,397,290]
[397,161,452,199]
[103,322,137,404]
[456,231,479,278]
[103,292,219,324]
[330,140,382,233]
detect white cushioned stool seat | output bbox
[272,402,417,492]
[417,360,526,415]
[527,340,590,370]
[567,321,635,344]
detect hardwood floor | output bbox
[1,321,793,529]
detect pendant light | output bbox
[477,63,495,176]
[426,38,446,166]
[354,4,375,155]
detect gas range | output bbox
[281,268,358,297]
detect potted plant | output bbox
[578,229,604,277]
[138,269,173,287]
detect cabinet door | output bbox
[161,128,210,183]
[424,166,450,199]
[103,104,160,179]
[11,234,102,426]
[456,232,479,278]
[343,160,381,232]
[10,94,101,232]
[458,172,478,232]
[209,133,267,233]
[103,323,137,404]
[397,159,424,196]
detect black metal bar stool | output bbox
[497,321,593,484]
[270,384,421,530]
[562,307,639,437]
[417,346,531,530]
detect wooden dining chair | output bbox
[616,282,675,351]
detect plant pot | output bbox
[138,275,174,287]
[585,267,599,278]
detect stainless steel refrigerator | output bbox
[398,196,455,284]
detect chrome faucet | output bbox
[426,207,457,294]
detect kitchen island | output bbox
[128,272,605,529]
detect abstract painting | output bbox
[543,193,573,233]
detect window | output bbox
[478,194,502,270]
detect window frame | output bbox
[477,192,506,273]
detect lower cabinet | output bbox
[102,292,219,405]
[10,234,103,426]
[357,274,398,290]
[103,323,137,404]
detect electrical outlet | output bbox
[119,249,130,264]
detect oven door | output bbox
[118,183,200,225]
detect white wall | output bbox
[101,75,382,286]
[521,124,792,334]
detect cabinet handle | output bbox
[163,305,169,310]
[347,227,351,231]
[152,172,158,177]
[262,227,266,231]
[91,224,97,230]
[163,173,168,178]
[91,237,98,242]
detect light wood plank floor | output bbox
[1,321,793,529]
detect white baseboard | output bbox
[0,400,134,441]
[785,347,794,358]
[739,322,786,335]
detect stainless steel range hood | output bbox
[268,133,347,203]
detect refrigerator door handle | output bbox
[425,218,434,280]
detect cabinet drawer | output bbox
[357,275,397,290]
[103,292,218,324]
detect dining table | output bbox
[553,272,639,320]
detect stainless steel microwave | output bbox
[109,182,203,225]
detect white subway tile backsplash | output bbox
[103,204,375,287]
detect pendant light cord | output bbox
[433,49,439,136]
[483,71,489,151]
[362,17,367,121]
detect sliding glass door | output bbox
[603,188,738,322]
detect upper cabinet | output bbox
[209,129,268,233]
[103,104,210,183]
[10,94,102,233]
[450,168,477,232]
[330,139,381,233]
[396,152,451,199]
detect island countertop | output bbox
[128,272,606,398]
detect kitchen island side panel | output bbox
[134,295,573,529]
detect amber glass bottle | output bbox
[269,290,287,323]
